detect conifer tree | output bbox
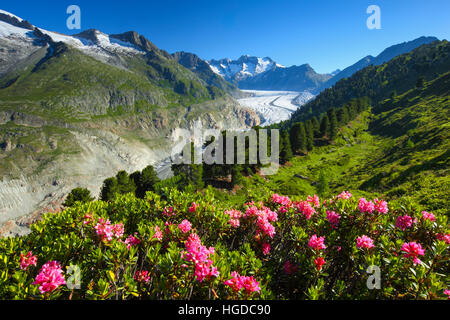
[328,108,338,141]
[320,115,330,138]
[280,131,293,163]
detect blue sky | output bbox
[2,0,449,73]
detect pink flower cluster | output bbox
[271,193,291,206]
[422,211,435,222]
[152,226,163,241]
[262,242,271,256]
[163,207,175,217]
[401,242,425,265]
[94,218,124,241]
[444,289,450,299]
[224,209,242,228]
[189,202,199,213]
[134,270,150,284]
[374,199,389,214]
[182,233,219,282]
[308,234,327,251]
[338,191,352,200]
[245,206,277,238]
[356,235,375,249]
[326,210,340,227]
[307,194,320,208]
[224,271,261,294]
[396,215,416,231]
[178,219,192,234]
[125,233,141,249]
[33,261,66,294]
[20,251,37,270]
[358,198,375,213]
[293,201,316,220]
[436,233,450,244]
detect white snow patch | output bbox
[0,20,34,38]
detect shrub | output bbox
[0,189,448,300]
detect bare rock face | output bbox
[235,107,261,127]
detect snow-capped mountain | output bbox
[208,55,285,83]
[0,10,160,75]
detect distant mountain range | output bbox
[321,36,439,91]
[208,36,439,93]
[207,55,283,83]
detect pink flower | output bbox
[374,199,389,214]
[326,210,340,227]
[189,202,199,213]
[82,214,93,225]
[135,270,150,283]
[33,261,66,294]
[125,234,141,249]
[224,209,242,228]
[271,193,291,206]
[182,233,218,282]
[422,211,435,222]
[224,272,261,294]
[294,201,316,219]
[262,243,271,256]
[356,235,375,249]
[396,215,414,231]
[94,218,123,241]
[436,233,450,245]
[112,223,124,238]
[240,276,261,294]
[307,194,320,208]
[358,198,375,213]
[308,234,327,251]
[152,226,163,241]
[20,251,37,270]
[284,260,298,275]
[178,219,192,234]
[314,257,325,271]
[401,242,425,265]
[163,207,175,217]
[338,191,352,200]
[224,271,241,292]
[444,289,450,299]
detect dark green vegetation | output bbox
[63,187,94,207]
[100,165,160,202]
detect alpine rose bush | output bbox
[0,188,448,300]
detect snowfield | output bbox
[237,90,315,126]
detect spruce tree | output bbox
[231,165,243,186]
[100,177,119,201]
[311,116,320,137]
[64,188,94,207]
[136,165,160,198]
[305,121,314,151]
[290,122,307,153]
[280,131,293,163]
[320,115,330,138]
[116,170,136,195]
[327,108,338,141]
